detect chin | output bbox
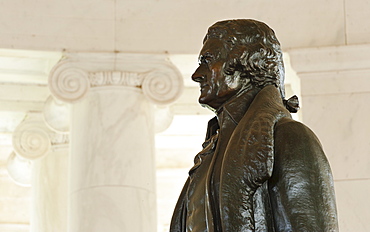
[199,99,218,113]
[200,103,217,112]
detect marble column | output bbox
[48,53,183,232]
[11,113,69,232]
[288,44,370,231]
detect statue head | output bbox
[192,19,286,111]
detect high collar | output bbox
[216,88,260,127]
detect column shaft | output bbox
[48,53,183,232]
[68,87,157,232]
[31,149,68,232]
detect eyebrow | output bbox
[199,52,214,63]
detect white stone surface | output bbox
[300,92,370,180]
[299,70,370,96]
[48,53,183,105]
[155,115,212,169]
[6,151,32,187]
[346,0,370,45]
[0,1,115,51]
[0,49,60,114]
[0,49,61,85]
[142,68,183,105]
[0,84,49,102]
[170,87,212,115]
[0,101,45,112]
[69,186,156,232]
[43,96,70,133]
[0,112,26,133]
[31,148,68,232]
[288,44,370,74]
[0,168,31,226]
[1,0,366,53]
[48,60,91,103]
[334,179,370,232]
[0,224,29,232]
[46,52,183,232]
[154,106,174,133]
[156,168,189,232]
[69,87,157,232]
[12,116,52,160]
[109,0,346,53]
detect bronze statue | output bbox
[170,19,338,232]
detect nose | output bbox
[191,65,206,83]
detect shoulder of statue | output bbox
[273,117,326,163]
[274,117,317,140]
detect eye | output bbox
[205,57,212,64]
[198,53,214,67]
[204,56,213,65]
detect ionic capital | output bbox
[43,95,70,133]
[48,53,184,105]
[12,113,69,160]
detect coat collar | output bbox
[216,88,259,127]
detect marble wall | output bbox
[289,44,370,231]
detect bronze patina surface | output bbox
[170,19,338,232]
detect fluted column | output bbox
[11,113,69,232]
[48,53,183,232]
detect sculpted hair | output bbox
[204,19,286,98]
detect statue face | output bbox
[192,38,243,110]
